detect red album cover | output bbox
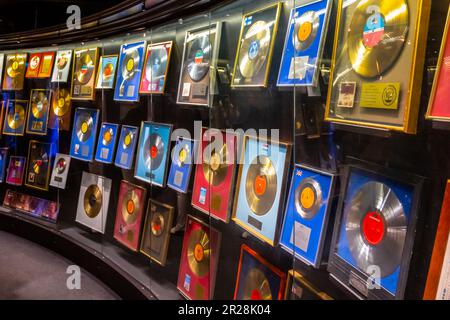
[177,215,221,300]
[25,53,42,78]
[38,52,55,78]
[191,128,237,222]
[113,180,147,251]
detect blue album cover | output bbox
[26,90,51,135]
[280,165,335,268]
[277,0,331,87]
[114,41,146,102]
[233,136,290,246]
[114,125,139,170]
[69,108,100,162]
[167,137,196,193]
[135,121,172,187]
[0,148,8,183]
[335,167,414,296]
[95,123,119,164]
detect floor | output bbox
[0,230,119,300]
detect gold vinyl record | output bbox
[6,55,26,79]
[238,21,271,79]
[7,104,25,130]
[121,48,140,80]
[243,268,273,300]
[202,144,229,186]
[52,88,71,117]
[347,0,409,78]
[245,156,277,216]
[84,184,102,218]
[31,91,49,119]
[121,190,139,225]
[293,11,320,52]
[294,178,322,220]
[345,181,407,278]
[187,229,210,277]
[75,112,93,142]
[151,211,165,237]
[76,52,95,85]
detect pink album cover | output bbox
[177,215,221,300]
[6,156,26,186]
[191,128,237,223]
[113,180,147,251]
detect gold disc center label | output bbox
[126,58,135,72]
[300,186,315,210]
[126,199,135,215]
[81,122,88,134]
[298,22,313,42]
[194,243,205,262]
[124,133,132,146]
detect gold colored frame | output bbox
[284,270,333,300]
[324,0,431,134]
[71,47,99,101]
[231,134,292,247]
[2,99,29,136]
[25,140,53,191]
[95,54,119,90]
[0,101,6,138]
[26,89,52,136]
[139,198,174,266]
[230,2,282,88]
[426,6,450,122]
[139,41,173,95]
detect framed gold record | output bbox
[2,53,27,91]
[25,140,53,191]
[324,0,431,134]
[71,47,99,101]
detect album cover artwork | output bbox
[113,180,147,251]
[140,41,173,94]
[71,47,99,100]
[114,125,139,170]
[140,199,174,266]
[114,41,146,102]
[95,123,119,164]
[234,244,286,300]
[95,55,118,89]
[2,99,28,136]
[232,136,291,246]
[37,52,55,78]
[177,23,221,106]
[2,53,27,90]
[278,0,332,87]
[192,128,237,222]
[51,50,72,83]
[69,108,100,162]
[177,215,221,300]
[76,171,112,234]
[167,137,197,194]
[135,121,172,187]
[328,160,424,300]
[26,53,42,78]
[280,164,336,268]
[6,156,26,186]
[25,141,54,191]
[26,89,52,135]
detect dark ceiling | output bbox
[0,0,125,34]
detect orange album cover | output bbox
[25,53,42,78]
[37,52,55,78]
[424,180,450,300]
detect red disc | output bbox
[362,212,385,246]
[254,175,267,196]
[150,145,158,159]
[251,289,262,300]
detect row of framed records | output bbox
[5,0,450,133]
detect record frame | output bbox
[0,53,4,88]
[25,53,42,78]
[139,198,174,266]
[114,40,146,102]
[232,135,292,246]
[71,47,99,101]
[423,180,450,300]
[277,0,333,87]
[49,87,72,131]
[176,23,222,107]
[24,140,53,191]
[51,49,73,83]
[230,2,282,88]
[279,164,336,268]
[134,121,173,187]
[69,107,100,162]
[0,147,8,183]
[37,52,55,78]
[6,156,26,186]
[95,122,119,164]
[114,125,139,170]
[26,89,52,136]
[49,153,71,190]
[2,99,28,136]
[284,269,333,300]
[2,53,27,91]
[234,244,286,300]
[327,158,424,300]
[324,0,431,134]
[95,54,119,89]
[139,41,173,95]
[426,6,450,122]
[167,136,197,194]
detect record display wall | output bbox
[0,0,449,301]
